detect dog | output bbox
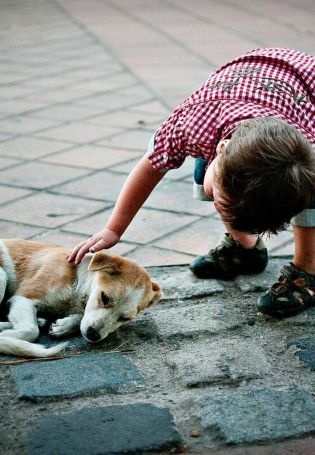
[0,239,161,358]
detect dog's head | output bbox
[80,252,162,342]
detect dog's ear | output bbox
[148,280,162,306]
[88,252,122,274]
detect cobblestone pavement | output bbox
[0,1,314,454]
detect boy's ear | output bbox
[148,280,162,306]
[216,139,230,155]
[88,252,122,274]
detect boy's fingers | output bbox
[67,241,87,262]
[68,233,111,264]
[89,238,108,252]
[74,244,91,264]
[74,236,103,263]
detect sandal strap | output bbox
[277,263,315,287]
[271,263,315,306]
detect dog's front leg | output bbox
[0,295,39,341]
[49,314,82,338]
[0,266,7,304]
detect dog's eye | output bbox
[118,316,132,323]
[101,292,113,308]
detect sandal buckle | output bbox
[293,277,307,287]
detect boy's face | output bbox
[204,139,230,215]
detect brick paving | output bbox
[0,0,314,454]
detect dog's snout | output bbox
[86,327,101,342]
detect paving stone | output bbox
[195,437,315,455]
[144,179,213,216]
[167,340,270,387]
[32,103,100,122]
[29,88,88,104]
[54,170,129,202]
[125,245,193,267]
[0,156,21,170]
[122,208,198,244]
[0,185,31,205]
[0,220,43,239]
[0,161,90,190]
[155,216,223,256]
[196,387,315,444]
[152,266,223,299]
[0,192,107,228]
[37,122,121,143]
[0,136,71,159]
[86,108,164,128]
[42,145,140,169]
[150,302,245,339]
[235,259,288,293]
[0,98,50,115]
[262,230,294,255]
[77,92,143,111]
[287,336,315,371]
[10,353,143,400]
[268,307,315,326]
[0,115,61,134]
[71,72,137,93]
[98,128,154,151]
[26,403,183,455]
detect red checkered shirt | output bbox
[148,48,315,172]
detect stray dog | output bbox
[0,239,161,358]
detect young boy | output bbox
[68,48,315,318]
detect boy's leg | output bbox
[292,226,315,274]
[190,158,268,279]
[189,222,268,279]
[257,207,315,317]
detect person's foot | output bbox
[189,233,268,280]
[257,262,315,317]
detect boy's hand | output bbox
[67,228,120,265]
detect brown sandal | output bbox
[257,263,315,317]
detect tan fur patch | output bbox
[3,239,76,300]
[92,252,161,312]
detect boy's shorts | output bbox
[192,158,315,228]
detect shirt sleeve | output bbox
[147,106,187,172]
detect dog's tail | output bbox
[0,337,68,358]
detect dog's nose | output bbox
[86,327,101,342]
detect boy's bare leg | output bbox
[292,226,315,275]
[222,223,259,249]
[189,218,267,279]
[257,225,315,316]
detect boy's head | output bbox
[207,117,315,234]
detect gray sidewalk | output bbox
[0,1,314,454]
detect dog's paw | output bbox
[0,322,13,331]
[37,318,48,328]
[49,316,80,338]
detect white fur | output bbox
[0,240,16,296]
[80,286,145,340]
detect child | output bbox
[68,48,315,318]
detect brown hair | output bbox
[215,117,315,234]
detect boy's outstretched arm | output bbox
[68,155,165,264]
